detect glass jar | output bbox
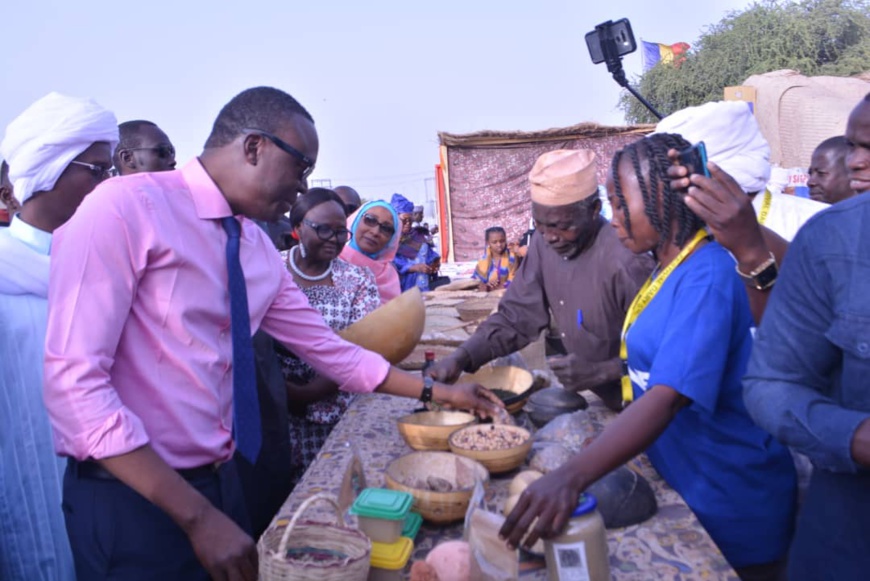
[544,494,610,581]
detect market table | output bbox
[271,392,738,580]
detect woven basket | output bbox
[259,493,371,581]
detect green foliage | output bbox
[620,0,870,124]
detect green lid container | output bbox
[401,512,423,540]
[351,488,413,521]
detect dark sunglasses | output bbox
[303,219,351,243]
[70,160,113,181]
[243,128,315,180]
[126,144,176,159]
[361,213,396,237]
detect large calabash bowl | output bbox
[338,287,425,364]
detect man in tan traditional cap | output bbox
[428,149,654,410]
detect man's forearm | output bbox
[733,227,788,325]
[98,445,213,534]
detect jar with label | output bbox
[544,493,610,581]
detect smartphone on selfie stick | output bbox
[677,141,711,178]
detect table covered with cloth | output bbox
[271,392,738,580]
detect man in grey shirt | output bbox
[428,149,652,410]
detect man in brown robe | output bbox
[427,149,653,410]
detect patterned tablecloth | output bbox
[272,392,738,580]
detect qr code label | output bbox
[554,541,590,581]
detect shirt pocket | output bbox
[825,314,870,410]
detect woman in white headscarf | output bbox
[0,92,117,581]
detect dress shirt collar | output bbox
[8,214,52,256]
[181,158,235,220]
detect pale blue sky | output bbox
[2,0,754,209]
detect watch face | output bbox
[754,262,778,289]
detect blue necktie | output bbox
[221,217,261,463]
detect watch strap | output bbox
[736,252,778,290]
[420,376,435,403]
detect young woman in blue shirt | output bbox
[500,133,797,581]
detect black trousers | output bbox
[62,459,250,581]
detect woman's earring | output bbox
[299,242,307,258]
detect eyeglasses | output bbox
[70,160,113,182]
[303,219,351,243]
[125,144,176,159]
[361,213,396,237]
[243,128,315,180]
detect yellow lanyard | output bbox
[758,190,772,226]
[620,229,709,405]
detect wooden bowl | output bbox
[459,366,534,415]
[455,297,499,322]
[384,451,489,524]
[338,287,424,364]
[396,410,478,451]
[448,424,533,474]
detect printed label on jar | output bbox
[553,540,590,581]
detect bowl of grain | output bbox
[448,424,532,474]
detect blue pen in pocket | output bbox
[577,309,583,329]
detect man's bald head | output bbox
[113,120,177,175]
[334,185,361,215]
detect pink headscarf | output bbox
[339,201,401,305]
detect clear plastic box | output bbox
[350,488,413,544]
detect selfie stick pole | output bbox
[598,24,663,120]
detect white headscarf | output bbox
[654,100,770,193]
[0,92,118,204]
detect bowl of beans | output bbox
[448,423,533,474]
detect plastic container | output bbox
[544,494,611,581]
[401,511,423,541]
[368,536,413,581]
[350,488,414,544]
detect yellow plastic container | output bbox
[368,537,413,581]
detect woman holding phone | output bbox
[500,133,797,581]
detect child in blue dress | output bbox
[500,133,796,581]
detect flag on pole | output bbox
[642,41,691,72]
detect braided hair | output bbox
[610,133,705,248]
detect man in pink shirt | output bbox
[43,86,500,581]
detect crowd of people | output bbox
[0,84,867,581]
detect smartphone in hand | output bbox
[677,141,711,178]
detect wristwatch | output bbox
[736,252,778,290]
[420,376,435,403]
